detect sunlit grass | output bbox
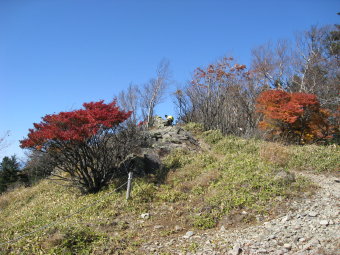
[0,125,336,254]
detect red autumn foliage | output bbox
[20,100,132,149]
[256,90,331,143]
[191,57,249,87]
[20,100,136,193]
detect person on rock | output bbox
[165,115,174,126]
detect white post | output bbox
[126,172,133,200]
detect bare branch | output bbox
[140,59,171,127]
[0,131,10,153]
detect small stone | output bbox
[303,240,320,250]
[140,213,150,219]
[174,225,182,231]
[293,237,300,243]
[319,220,329,225]
[299,238,306,243]
[308,211,318,217]
[231,245,242,255]
[258,248,268,253]
[267,234,276,240]
[281,215,291,223]
[220,225,226,231]
[183,231,194,238]
[153,225,164,230]
[241,210,248,215]
[256,215,264,222]
[283,243,292,250]
[293,225,301,230]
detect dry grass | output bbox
[1,128,335,254]
[177,168,221,193]
[259,142,290,167]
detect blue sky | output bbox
[0,0,339,160]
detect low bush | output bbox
[183,122,204,134]
[201,130,224,144]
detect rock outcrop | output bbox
[147,116,199,153]
[120,116,199,176]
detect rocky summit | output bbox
[147,116,199,151]
[119,116,199,176]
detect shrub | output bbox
[256,90,332,144]
[20,100,141,193]
[202,130,224,144]
[183,122,204,134]
[192,213,217,229]
[23,151,55,184]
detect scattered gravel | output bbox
[140,171,340,254]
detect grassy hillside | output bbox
[0,126,338,254]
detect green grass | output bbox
[287,144,339,173]
[0,125,337,254]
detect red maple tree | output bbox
[256,90,331,144]
[21,100,131,148]
[20,100,137,193]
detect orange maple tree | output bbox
[256,90,331,144]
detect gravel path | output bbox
[141,172,340,255]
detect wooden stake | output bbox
[126,172,133,200]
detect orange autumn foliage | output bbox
[256,90,331,144]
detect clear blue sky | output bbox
[0,0,339,160]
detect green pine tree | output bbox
[0,155,20,193]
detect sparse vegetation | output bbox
[1,125,336,254]
[1,2,338,253]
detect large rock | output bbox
[153,115,169,128]
[120,117,199,178]
[119,153,162,176]
[148,127,199,151]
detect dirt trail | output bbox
[141,171,340,255]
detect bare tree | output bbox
[251,25,339,110]
[251,39,292,89]
[0,131,10,154]
[175,57,261,136]
[118,83,140,125]
[292,26,329,93]
[291,25,339,112]
[140,59,171,128]
[23,150,55,183]
[173,88,194,123]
